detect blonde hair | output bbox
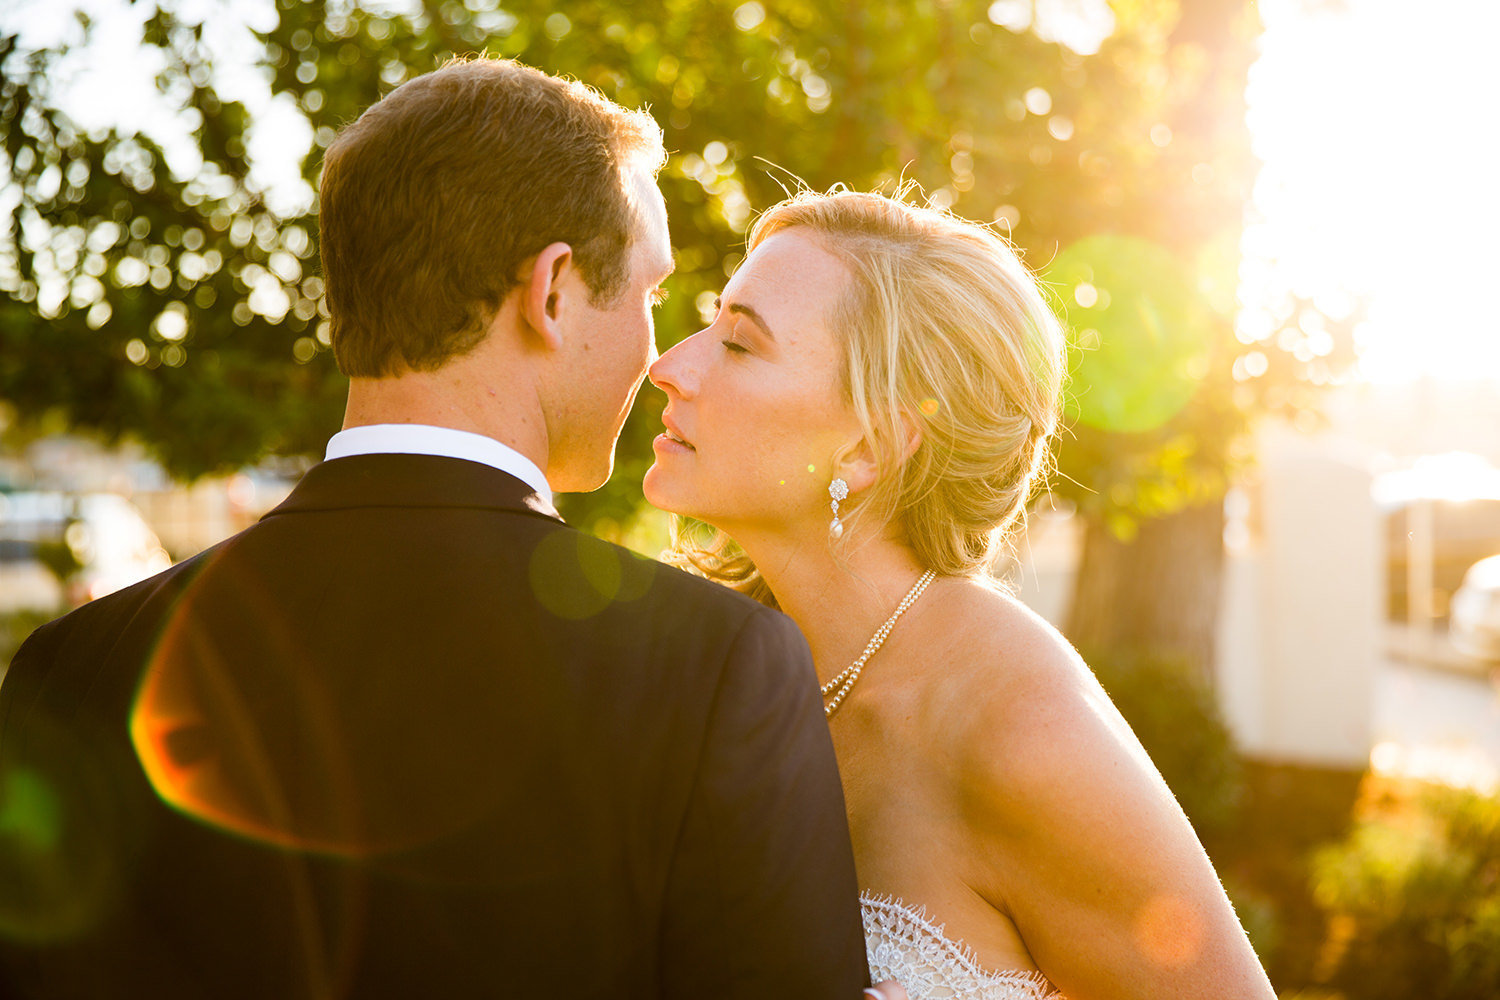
[671,189,1065,604]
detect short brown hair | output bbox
[319,58,665,377]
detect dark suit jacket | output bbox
[0,454,867,999]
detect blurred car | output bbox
[1450,554,1500,664]
[1381,497,1500,623]
[0,491,173,611]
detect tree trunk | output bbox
[1064,500,1227,686]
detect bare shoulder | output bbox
[926,581,1171,830]
[930,582,1118,748]
[914,581,1275,998]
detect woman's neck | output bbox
[734,524,929,687]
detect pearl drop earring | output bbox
[829,478,849,539]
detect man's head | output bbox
[319,57,666,378]
[318,58,671,492]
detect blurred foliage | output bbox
[1202,762,1365,993]
[1222,875,1281,977]
[1309,781,1500,1000]
[2,0,1352,537]
[30,534,81,586]
[0,16,342,480]
[1,607,56,672]
[1087,645,1245,840]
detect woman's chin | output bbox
[641,465,686,514]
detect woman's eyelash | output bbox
[651,288,671,306]
[721,339,748,354]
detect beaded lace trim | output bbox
[861,892,1061,999]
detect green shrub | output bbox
[1310,783,1500,1000]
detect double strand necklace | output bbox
[821,569,937,718]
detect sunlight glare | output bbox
[1244,0,1500,384]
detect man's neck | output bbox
[342,362,550,478]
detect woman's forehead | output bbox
[729,230,849,336]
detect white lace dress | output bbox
[862,893,1062,999]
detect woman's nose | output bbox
[648,334,698,398]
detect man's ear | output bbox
[520,242,574,352]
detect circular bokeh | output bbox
[1047,235,1217,434]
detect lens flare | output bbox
[1046,235,1216,434]
[130,579,374,857]
[0,714,140,946]
[1134,893,1204,969]
[528,530,655,620]
[124,551,436,860]
[128,532,656,865]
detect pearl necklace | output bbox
[821,569,937,718]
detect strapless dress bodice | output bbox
[862,893,1061,999]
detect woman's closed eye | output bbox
[721,336,750,355]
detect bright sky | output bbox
[1243,0,1500,384]
[6,0,1498,384]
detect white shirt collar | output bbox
[324,424,553,507]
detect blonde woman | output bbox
[643,191,1275,999]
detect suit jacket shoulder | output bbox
[0,455,865,999]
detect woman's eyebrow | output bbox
[722,299,778,342]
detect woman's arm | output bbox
[952,609,1275,1000]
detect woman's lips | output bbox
[653,432,695,454]
[660,414,695,450]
